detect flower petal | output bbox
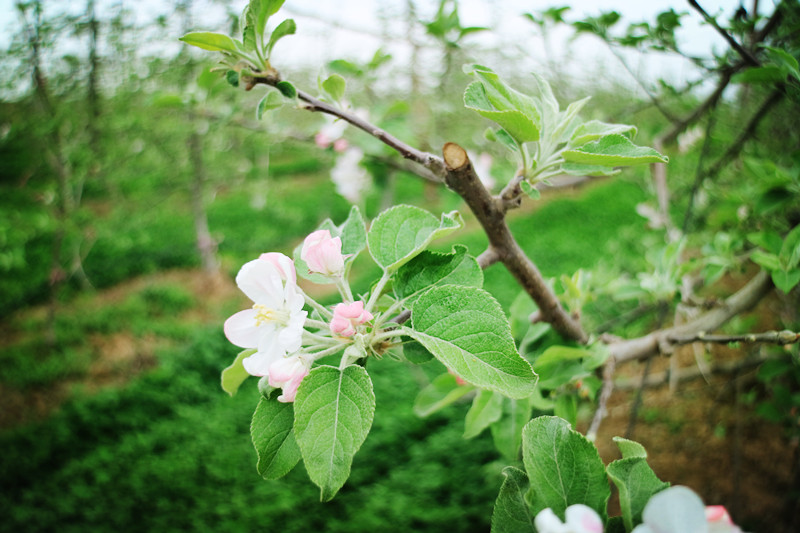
[223,309,261,348]
[242,343,283,377]
[236,258,285,306]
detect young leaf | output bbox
[256,89,284,119]
[570,120,637,146]
[491,466,536,533]
[367,205,462,272]
[293,365,376,501]
[520,181,541,200]
[339,204,368,257]
[266,18,296,57]
[464,389,504,438]
[464,82,540,144]
[394,245,483,306]
[563,134,668,166]
[251,396,302,479]
[522,416,610,521]
[254,0,287,38]
[772,269,800,293]
[221,348,255,396]
[322,73,347,103]
[276,80,297,99]
[779,224,800,270]
[226,70,240,88]
[562,162,620,177]
[407,285,538,399]
[613,436,648,459]
[179,32,239,53]
[413,372,474,417]
[607,457,670,532]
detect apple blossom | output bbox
[301,229,344,276]
[330,300,373,337]
[268,354,311,403]
[534,505,603,533]
[224,253,307,377]
[314,118,347,150]
[331,147,370,203]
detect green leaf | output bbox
[251,396,302,479]
[225,70,240,88]
[394,245,483,306]
[607,457,670,532]
[522,416,610,521]
[253,0,287,37]
[339,204,368,257]
[407,285,538,399]
[294,365,376,501]
[491,467,536,533]
[464,82,540,143]
[276,80,297,99]
[562,162,621,177]
[322,73,346,103]
[485,127,520,152]
[491,396,533,461]
[563,134,668,166]
[367,205,462,272]
[554,393,578,427]
[748,230,783,254]
[750,249,781,271]
[221,348,255,396]
[265,18,296,57]
[613,436,648,459]
[732,65,786,84]
[772,269,800,293]
[520,181,541,200]
[179,32,239,53]
[779,225,800,269]
[553,96,591,142]
[256,89,284,119]
[532,346,593,390]
[464,389,504,438]
[413,372,474,417]
[402,338,434,364]
[570,120,637,146]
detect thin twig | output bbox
[687,0,761,67]
[587,356,616,442]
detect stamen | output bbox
[253,304,274,326]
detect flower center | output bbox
[253,304,289,326]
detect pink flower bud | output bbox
[258,252,297,283]
[315,131,332,149]
[448,367,466,386]
[706,506,734,524]
[301,230,344,276]
[332,138,349,152]
[268,355,310,403]
[330,301,373,337]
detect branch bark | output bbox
[607,269,774,364]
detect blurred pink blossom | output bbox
[330,300,373,337]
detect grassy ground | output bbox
[0,176,651,532]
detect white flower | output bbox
[223,253,307,377]
[331,147,370,203]
[535,505,604,533]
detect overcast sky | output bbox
[1,0,750,93]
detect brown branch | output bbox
[587,356,616,442]
[668,329,799,346]
[615,351,772,390]
[253,76,447,180]
[442,142,588,343]
[687,0,761,67]
[607,269,774,364]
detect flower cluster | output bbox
[224,229,375,402]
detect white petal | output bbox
[565,504,603,533]
[242,344,283,377]
[534,508,568,533]
[280,310,307,353]
[236,259,284,306]
[223,309,261,348]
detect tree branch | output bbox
[687,0,761,67]
[607,269,774,364]
[442,143,588,343]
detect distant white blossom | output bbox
[331,147,370,203]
